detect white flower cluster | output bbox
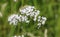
[8,14,29,25]
[19,6,40,18]
[19,5,47,29]
[8,14,19,25]
[37,16,47,29]
[37,16,47,25]
[8,5,47,28]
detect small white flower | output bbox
[33,17,36,21]
[20,16,28,22]
[37,23,41,26]
[38,18,41,21]
[37,10,40,13]
[20,9,27,14]
[38,16,41,19]
[37,23,41,29]
[26,20,30,23]
[24,16,28,21]
[30,12,34,17]
[25,8,32,12]
[41,17,47,25]
[42,21,46,25]
[42,17,47,21]
[37,16,41,22]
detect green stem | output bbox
[21,0,24,6]
[8,25,16,37]
[33,0,38,9]
[56,4,60,37]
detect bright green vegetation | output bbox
[0,0,60,37]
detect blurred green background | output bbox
[0,0,60,37]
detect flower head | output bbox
[8,5,47,28]
[8,14,19,25]
[19,5,40,17]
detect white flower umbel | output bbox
[41,16,47,25]
[8,5,47,28]
[37,16,47,25]
[19,6,40,18]
[37,16,47,28]
[8,14,29,25]
[8,14,19,25]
